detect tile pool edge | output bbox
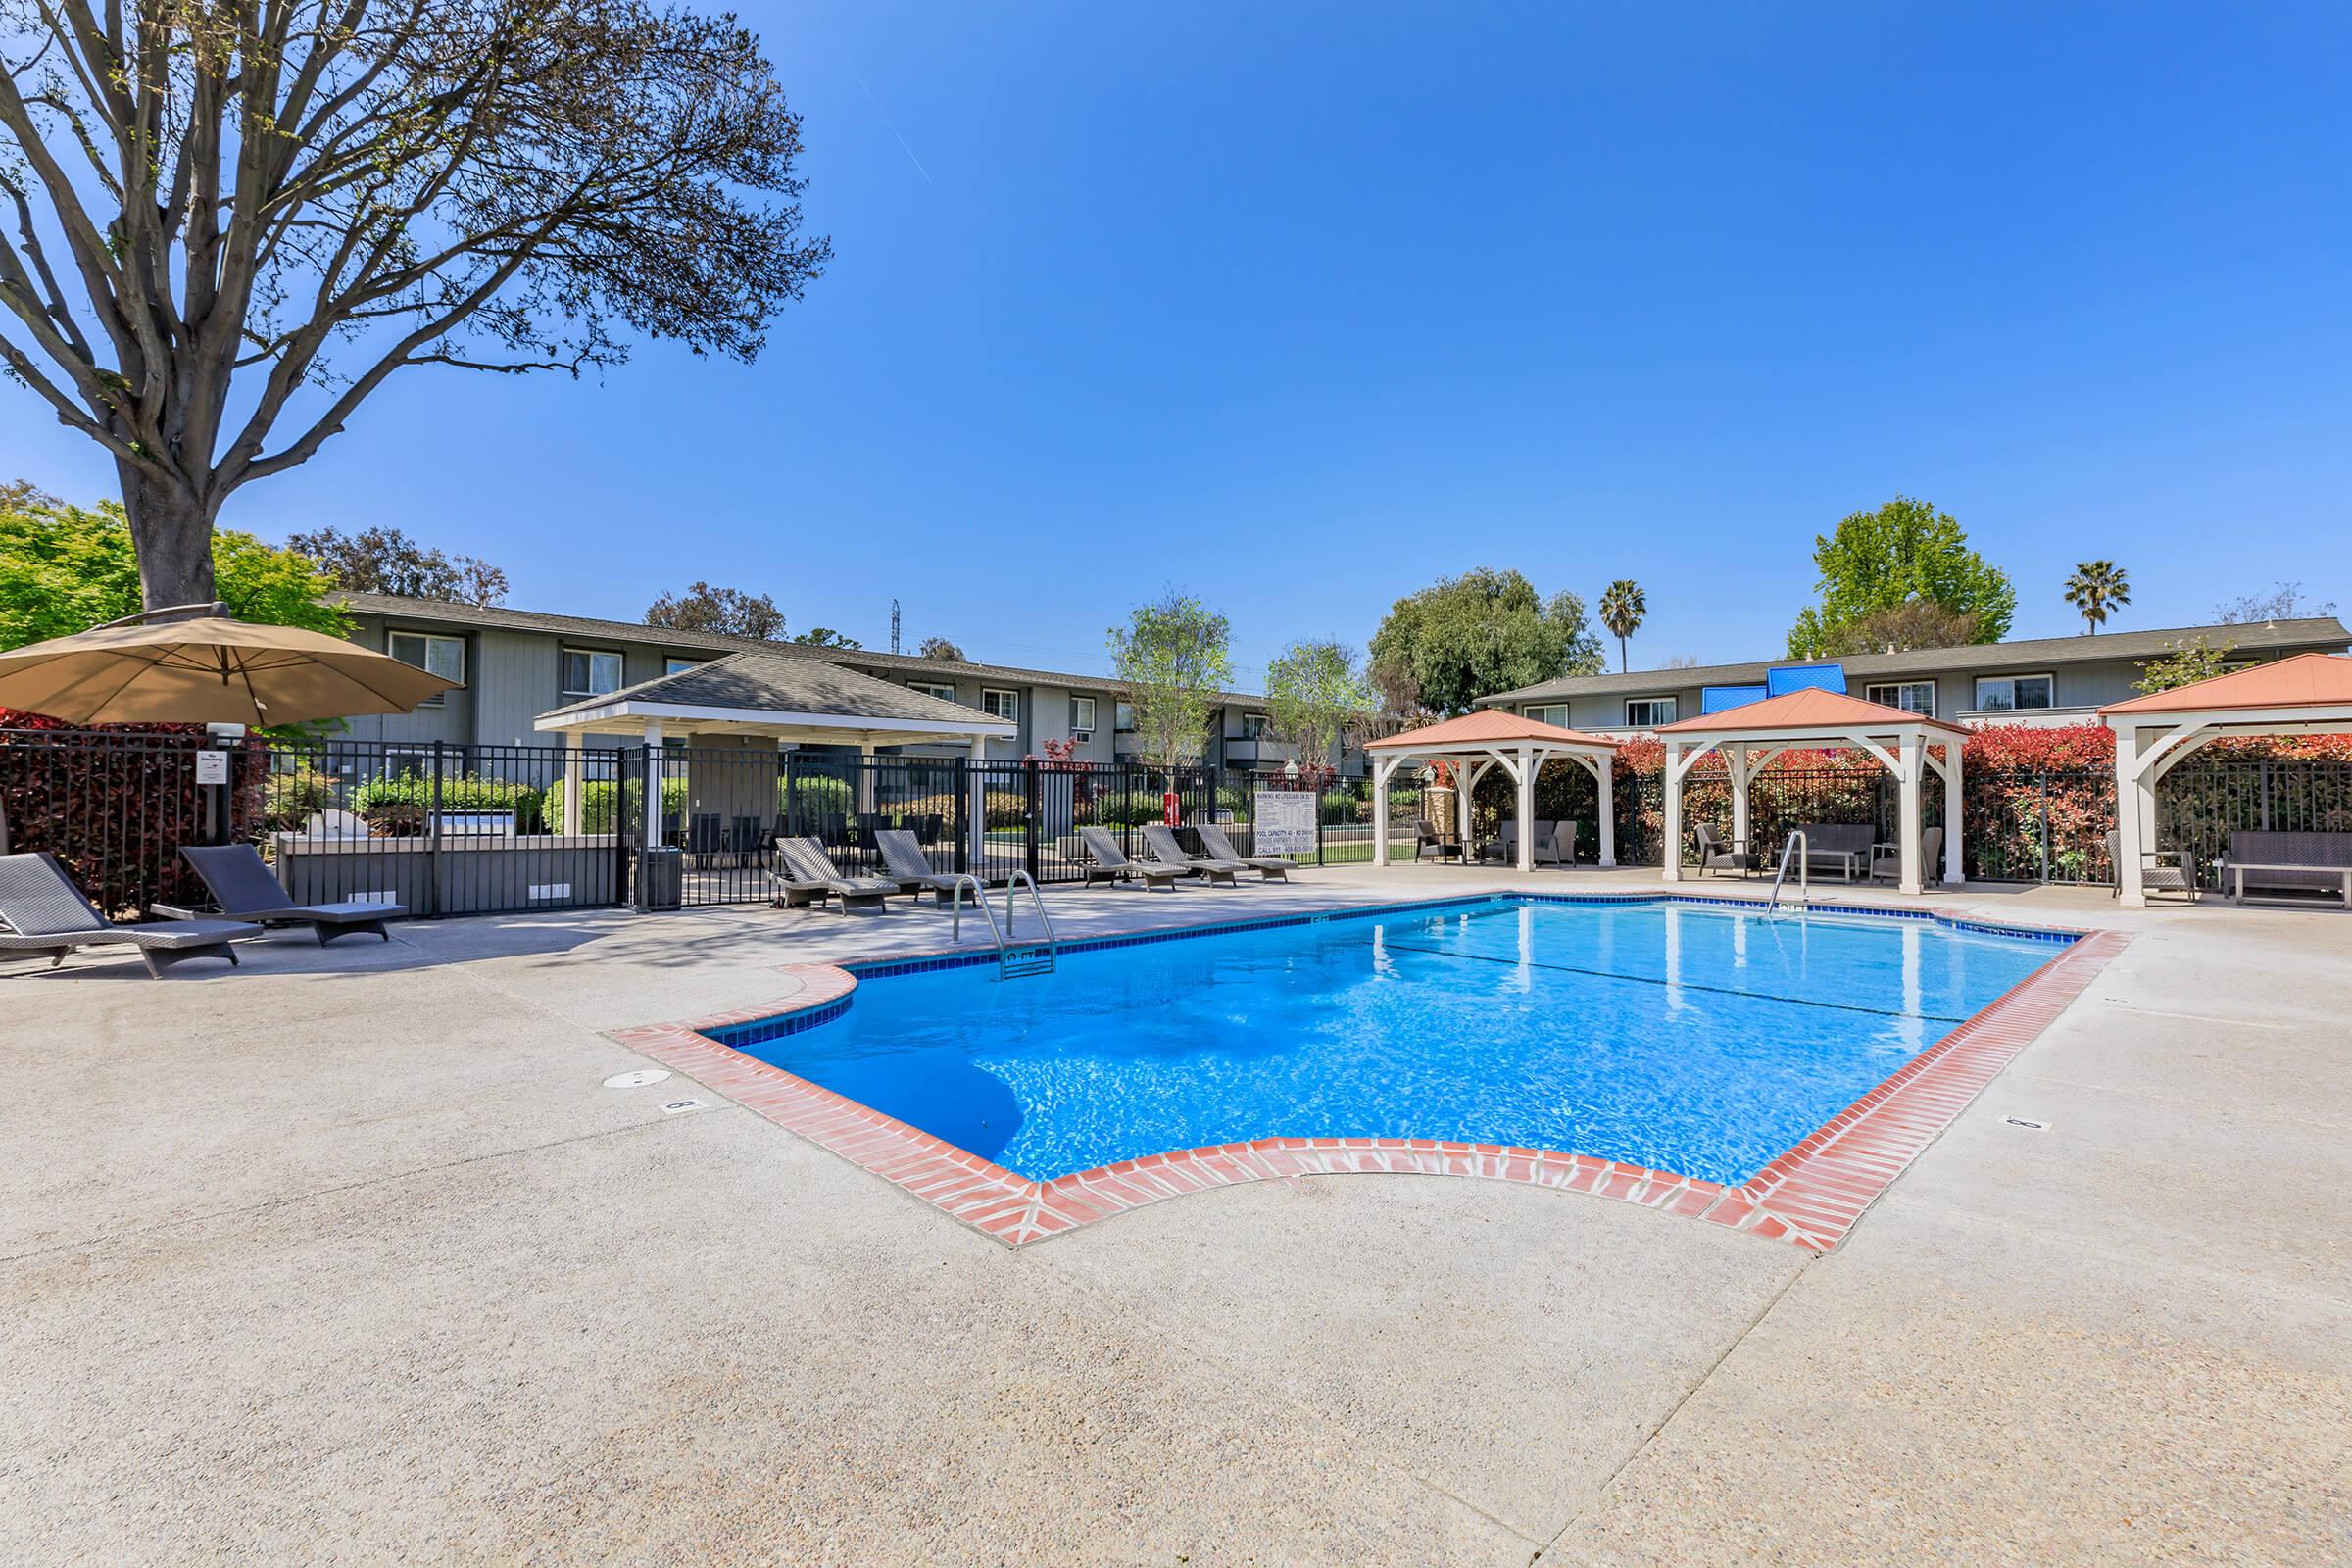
[608,898,2127,1251]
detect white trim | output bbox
[533,698,1014,739]
[980,687,1020,723]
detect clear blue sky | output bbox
[6,2,2348,689]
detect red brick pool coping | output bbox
[608,923,2130,1252]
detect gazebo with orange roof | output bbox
[1364,710,1622,874]
[1651,688,1969,895]
[2099,652,2352,906]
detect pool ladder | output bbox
[1764,830,1809,915]
[947,871,1058,979]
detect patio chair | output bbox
[1694,824,1757,878]
[1535,820,1578,867]
[875,829,968,905]
[770,837,899,913]
[173,844,404,943]
[1192,822,1293,881]
[0,852,260,977]
[1142,823,1245,887]
[1478,822,1520,865]
[2105,830,2197,904]
[1077,826,1193,891]
[1868,826,1945,888]
[1413,818,1462,863]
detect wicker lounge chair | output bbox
[1694,824,1756,878]
[1142,823,1245,887]
[0,852,259,977]
[2106,830,2197,904]
[875,829,967,905]
[1077,826,1192,891]
[771,837,899,913]
[1191,822,1294,881]
[172,844,403,943]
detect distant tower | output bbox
[891,599,902,655]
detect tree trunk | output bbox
[119,469,218,611]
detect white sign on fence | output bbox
[193,750,229,785]
[1252,790,1317,856]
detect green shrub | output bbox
[544,775,688,835]
[782,774,853,818]
[262,767,336,832]
[350,772,547,834]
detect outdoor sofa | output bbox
[0,851,259,977]
[2218,830,2352,908]
[171,844,404,943]
[1077,827,1193,890]
[1791,823,1876,882]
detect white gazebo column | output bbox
[1729,743,1752,852]
[2112,722,2146,906]
[1661,739,1685,881]
[967,734,990,871]
[1515,743,1536,875]
[561,729,584,837]
[641,718,665,852]
[1943,743,1965,887]
[1371,754,1394,868]
[1455,760,1476,852]
[1896,732,1924,896]
[1597,753,1617,867]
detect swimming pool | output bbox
[724,898,2067,1189]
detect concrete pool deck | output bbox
[5,867,2347,1564]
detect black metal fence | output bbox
[10,725,2349,918]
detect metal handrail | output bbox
[947,874,1004,947]
[1765,830,1809,914]
[948,871,1057,977]
[1003,870,1056,949]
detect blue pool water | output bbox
[732,899,2063,1186]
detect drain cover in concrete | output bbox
[604,1069,672,1089]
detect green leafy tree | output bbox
[1107,593,1234,782]
[0,485,346,650]
[0,0,829,610]
[2063,560,2131,633]
[2133,636,2238,696]
[1598,579,1646,673]
[645,582,785,638]
[291,526,510,607]
[1787,497,2015,658]
[1368,569,1602,716]
[1264,639,1375,778]
[791,627,862,650]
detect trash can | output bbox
[636,846,683,911]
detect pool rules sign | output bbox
[1252,790,1317,857]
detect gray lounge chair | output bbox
[1535,820,1577,867]
[1869,826,1946,887]
[771,837,899,913]
[1079,826,1193,891]
[875,830,967,905]
[0,852,259,977]
[1191,822,1293,881]
[1695,824,1756,878]
[172,844,403,943]
[2106,830,2196,904]
[1142,823,1245,887]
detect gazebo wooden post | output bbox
[1516,742,1537,875]
[1661,738,1685,882]
[1456,759,1477,854]
[1944,742,1965,886]
[1371,752,1396,868]
[2112,721,2147,906]
[1597,753,1616,867]
[1729,742,1751,853]
[1896,731,1924,896]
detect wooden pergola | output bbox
[2099,652,2352,906]
[1652,689,1967,894]
[1366,710,1621,873]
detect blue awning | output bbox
[1765,662,1846,697]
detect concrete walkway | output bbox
[4,869,2344,1565]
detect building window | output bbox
[664,657,704,676]
[1974,673,2054,711]
[1115,702,1136,732]
[1525,704,1568,727]
[386,632,464,705]
[561,648,624,700]
[1241,712,1271,739]
[908,680,958,704]
[981,688,1019,722]
[1624,697,1678,728]
[1070,696,1097,734]
[1865,681,1936,717]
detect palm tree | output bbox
[1598,579,1646,673]
[2064,561,2131,633]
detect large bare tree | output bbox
[0,0,828,607]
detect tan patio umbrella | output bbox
[0,603,456,726]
